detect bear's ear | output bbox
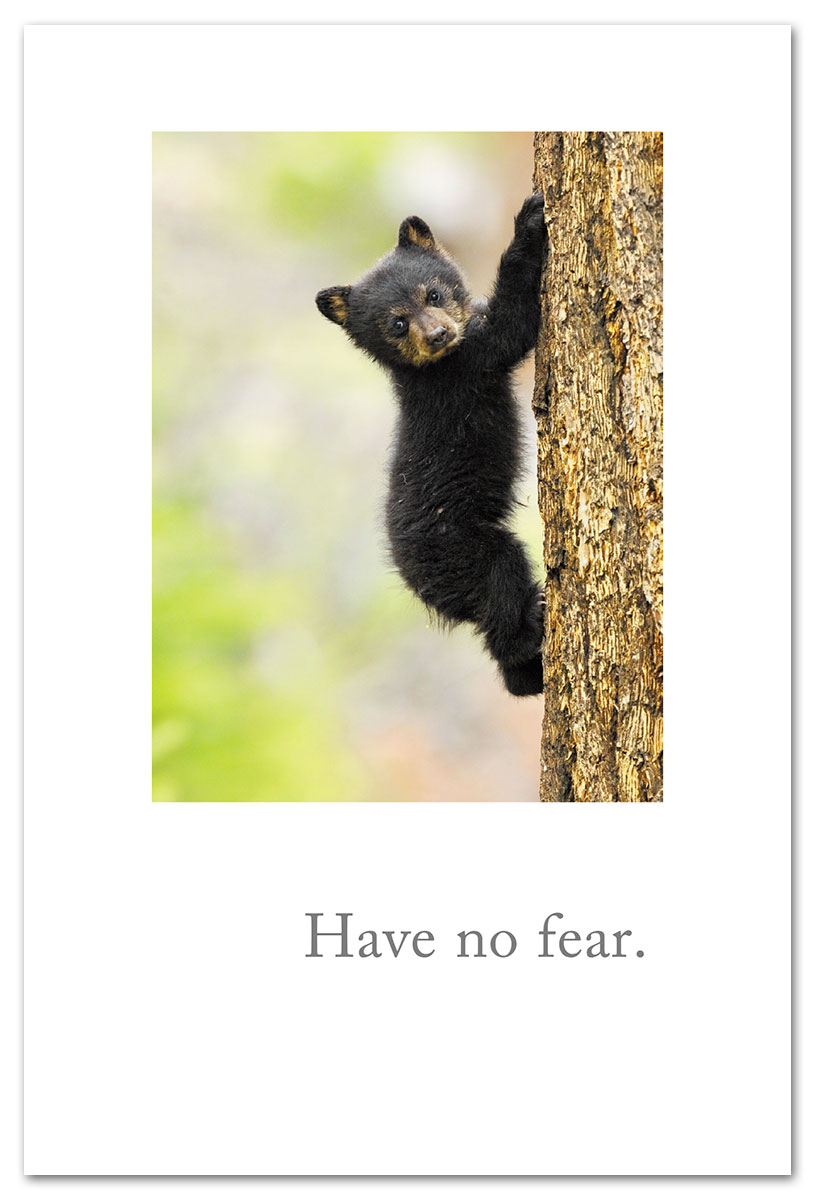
[316,285,352,326]
[398,216,437,252]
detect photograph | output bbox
[153,131,663,803]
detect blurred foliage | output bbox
[153,133,543,802]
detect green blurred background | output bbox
[153,132,543,803]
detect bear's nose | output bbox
[426,325,448,347]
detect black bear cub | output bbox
[316,194,546,696]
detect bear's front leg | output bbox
[479,193,547,370]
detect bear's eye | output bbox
[427,289,441,306]
[392,317,408,335]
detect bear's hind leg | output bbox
[477,531,544,697]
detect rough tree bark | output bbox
[532,132,663,803]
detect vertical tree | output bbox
[533,132,663,803]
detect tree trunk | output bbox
[532,132,663,803]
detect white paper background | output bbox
[22,21,790,1177]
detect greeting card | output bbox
[24,22,790,1177]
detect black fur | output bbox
[316,195,547,696]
